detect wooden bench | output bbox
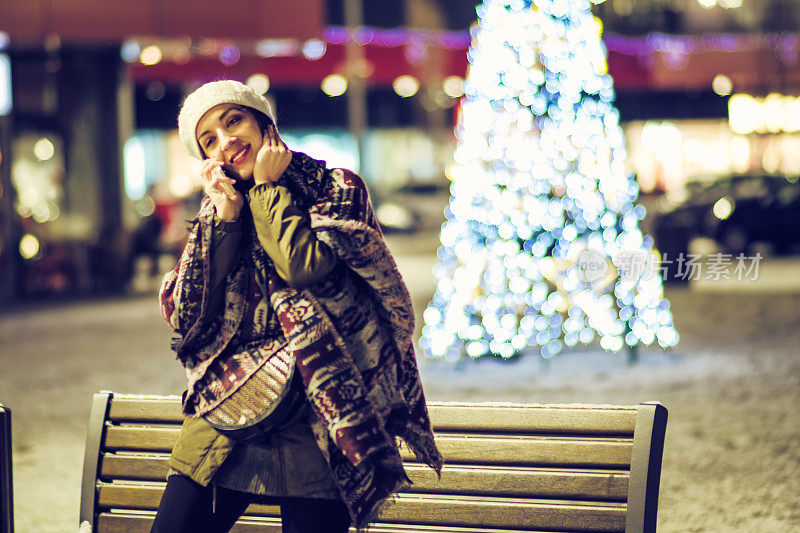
[1,404,13,533]
[80,392,667,533]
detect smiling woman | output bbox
[195,105,275,176]
[153,80,442,533]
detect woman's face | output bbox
[196,104,265,180]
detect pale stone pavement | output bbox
[1,233,800,531]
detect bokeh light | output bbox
[19,234,41,260]
[443,76,465,98]
[302,39,327,60]
[246,74,270,94]
[712,74,733,96]
[120,41,141,62]
[219,46,240,66]
[393,75,420,98]
[139,45,162,66]
[322,74,348,97]
[33,138,55,161]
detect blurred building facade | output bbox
[1,0,800,301]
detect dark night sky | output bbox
[432,0,483,30]
[326,0,482,30]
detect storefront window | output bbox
[12,132,64,224]
[10,131,85,296]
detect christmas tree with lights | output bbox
[420,0,678,361]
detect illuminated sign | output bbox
[729,93,800,135]
[0,54,10,116]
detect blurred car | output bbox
[651,173,800,267]
[373,181,450,234]
[375,201,421,233]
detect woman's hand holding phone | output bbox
[201,159,244,222]
[254,126,292,185]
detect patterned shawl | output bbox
[159,152,442,527]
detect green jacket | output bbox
[168,181,338,487]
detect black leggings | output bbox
[150,474,351,533]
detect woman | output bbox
[154,80,442,533]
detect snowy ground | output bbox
[1,236,799,531]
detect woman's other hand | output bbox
[201,159,244,222]
[254,126,292,185]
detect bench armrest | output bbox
[79,392,113,531]
[626,402,669,533]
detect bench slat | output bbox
[403,464,629,501]
[107,396,183,424]
[103,426,179,452]
[103,426,633,468]
[428,404,637,436]
[406,435,633,468]
[97,514,282,533]
[382,494,624,532]
[100,453,629,501]
[377,494,626,532]
[97,483,163,512]
[96,482,281,515]
[106,397,639,436]
[97,484,625,532]
[98,512,572,533]
[100,453,168,482]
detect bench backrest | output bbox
[80,392,667,533]
[0,405,12,533]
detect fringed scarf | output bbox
[159,152,442,528]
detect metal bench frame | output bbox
[0,404,13,533]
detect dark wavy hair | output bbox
[241,105,274,133]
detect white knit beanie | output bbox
[178,80,275,160]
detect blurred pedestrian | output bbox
[154,80,442,533]
[126,195,164,282]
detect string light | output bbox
[421,0,678,362]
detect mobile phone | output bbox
[213,166,237,196]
